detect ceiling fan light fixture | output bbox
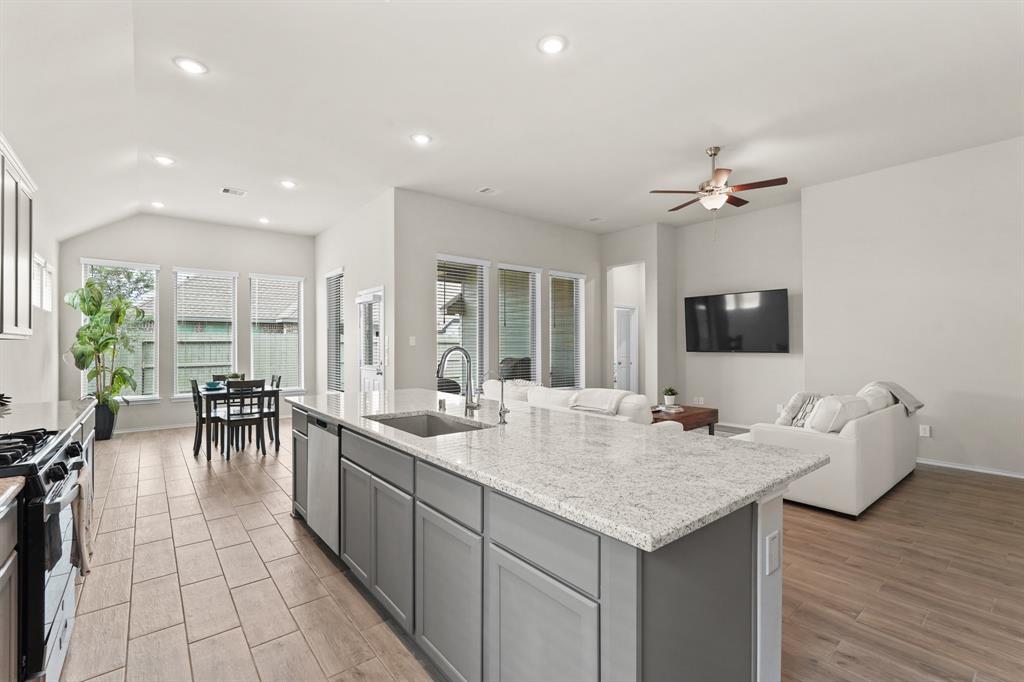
[699,194,728,211]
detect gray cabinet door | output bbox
[306,423,339,554]
[0,550,17,682]
[371,477,414,632]
[292,431,308,517]
[486,544,599,682]
[415,502,482,682]
[340,459,372,585]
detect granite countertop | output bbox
[288,389,828,552]
[0,398,96,436]
[0,477,23,509]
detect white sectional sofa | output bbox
[480,380,653,425]
[733,403,918,516]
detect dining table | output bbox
[198,383,282,459]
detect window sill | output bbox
[82,395,162,405]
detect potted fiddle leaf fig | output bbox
[64,279,145,440]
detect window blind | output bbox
[31,255,43,308]
[82,261,159,398]
[549,273,584,389]
[42,265,54,312]
[436,257,486,393]
[326,272,344,392]
[497,267,539,381]
[251,275,302,390]
[175,269,236,394]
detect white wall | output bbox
[59,213,317,431]
[803,137,1024,475]
[0,208,59,404]
[314,190,396,395]
[393,189,602,391]
[675,202,804,426]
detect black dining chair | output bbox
[220,379,267,458]
[213,373,245,382]
[262,374,282,445]
[189,379,223,456]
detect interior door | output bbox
[357,288,385,394]
[613,306,638,392]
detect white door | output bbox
[357,288,385,394]
[613,306,638,392]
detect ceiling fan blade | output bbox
[650,189,699,194]
[668,198,700,212]
[726,194,749,207]
[711,168,732,187]
[729,177,788,192]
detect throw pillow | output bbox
[776,391,821,426]
[791,394,822,428]
[804,395,870,433]
[856,384,896,412]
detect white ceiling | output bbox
[1,1,1022,241]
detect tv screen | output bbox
[684,289,789,353]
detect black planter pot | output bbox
[95,404,117,441]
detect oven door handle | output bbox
[44,483,80,517]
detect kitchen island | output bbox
[287,389,827,682]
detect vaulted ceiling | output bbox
[1,1,1021,241]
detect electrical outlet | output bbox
[765,531,780,576]
[408,336,416,347]
[919,424,932,438]
[776,403,784,415]
[699,396,705,406]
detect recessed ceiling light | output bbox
[279,179,297,190]
[151,201,165,209]
[172,56,208,75]
[258,217,270,225]
[537,35,568,55]
[153,155,175,166]
[410,133,432,146]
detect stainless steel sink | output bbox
[367,412,493,438]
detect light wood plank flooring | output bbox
[64,425,1024,681]
[61,421,439,682]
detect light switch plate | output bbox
[408,336,416,347]
[919,424,932,438]
[765,531,780,576]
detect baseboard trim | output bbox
[917,457,1024,480]
[114,422,194,435]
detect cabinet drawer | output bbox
[292,407,308,435]
[342,430,414,494]
[489,492,599,598]
[415,462,483,533]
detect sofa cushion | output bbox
[856,384,896,413]
[527,386,576,409]
[618,395,654,425]
[805,394,870,433]
[569,388,632,415]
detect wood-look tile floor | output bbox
[64,425,1024,682]
[61,421,439,682]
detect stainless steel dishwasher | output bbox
[306,416,340,554]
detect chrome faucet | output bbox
[436,345,480,415]
[485,370,510,425]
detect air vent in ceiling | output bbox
[476,186,498,195]
[221,187,247,197]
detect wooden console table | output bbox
[651,405,719,434]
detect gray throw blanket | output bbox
[865,381,924,415]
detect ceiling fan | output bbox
[650,146,788,212]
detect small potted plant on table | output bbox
[65,279,145,440]
[663,386,678,407]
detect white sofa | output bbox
[733,403,918,516]
[481,380,653,425]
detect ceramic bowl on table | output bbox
[205,381,222,390]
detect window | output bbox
[31,255,43,308]
[549,272,585,389]
[81,259,159,399]
[436,256,487,393]
[251,274,303,390]
[497,265,539,381]
[174,269,236,395]
[326,271,344,392]
[42,265,54,312]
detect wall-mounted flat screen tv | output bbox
[684,288,789,353]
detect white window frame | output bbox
[173,267,238,398]
[31,254,44,309]
[42,263,54,312]
[496,262,542,382]
[325,267,345,393]
[436,254,490,389]
[249,273,304,392]
[548,270,586,390]
[80,257,161,402]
